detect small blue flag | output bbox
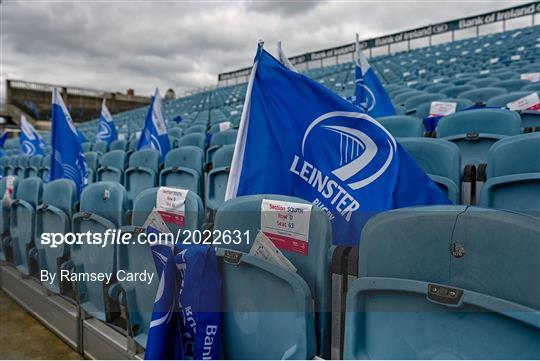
[0,131,9,149]
[19,115,44,156]
[138,88,170,160]
[173,115,183,124]
[226,44,450,246]
[96,99,118,144]
[50,88,89,196]
[354,34,396,118]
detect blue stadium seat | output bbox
[71,182,128,321]
[0,176,19,261]
[437,109,521,168]
[124,149,160,207]
[96,150,127,183]
[9,177,43,275]
[206,130,237,167]
[457,87,508,105]
[109,139,127,151]
[206,144,234,213]
[27,155,43,178]
[117,187,204,350]
[214,195,332,358]
[480,132,540,213]
[399,138,461,204]
[92,141,108,153]
[376,116,423,137]
[177,133,206,150]
[344,206,540,359]
[159,146,203,195]
[34,179,77,294]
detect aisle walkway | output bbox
[0,290,82,359]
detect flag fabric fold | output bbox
[19,115,44,156]
[354,34,396,118]
[50,88,89,196]
[226,44,450,246]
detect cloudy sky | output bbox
[0,0,533,98]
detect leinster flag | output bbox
[0,131,8,149]
[354,34,395,118]
[138,88,170,159]
[19,115,44,156]
[226,44,450,245]
[96,99,118,144]
[50,88,89,196]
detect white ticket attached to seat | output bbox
[249,231,297,273]
[156,187,188,226]
[429,101,457,117]
[521,73,540,83]
[507,92,540,111]
[219,121,232,131]
[260,199,312,256]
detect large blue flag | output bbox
[226,44,450,246]
[354,34,396,118]
[96,99,118,144]
[19,115,44,156]
[138,88,170,159]
[50,88,89,196]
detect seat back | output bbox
[10,177,43,275]
[399,138,461,204]
[206,145,235,211]
[160,146,203,195]
[178,133,206,150]
[118,187,204,349]
[440,85,474,98]
[27,155,43,177]
[492,79,530,92]
[345,206,540,359]
[184,125,206,134]
[376,116,423,137]
[35,179,76,294]
[214,195,332,358]
[71,182,128,321]
[97,150,126,183]
[415,98,474,120]
[485,91,533,107]
[480,132,540,213]
[404,94,444,113]
[39,155,51,181]
[15,155,30,177]
[109,139,127,151]
[125,149,160,205]
[457,87,508,105]
[92,141,108,153]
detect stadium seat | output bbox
[159,146,203,195]
[71,181,128,321]
[214,194,332,358]
[344,206,540,359]
[116,187,204,350]
[34,179,77,294]
[492,79,531,92]
[124,149,161,207]
[440,85,475,99]
[521,82,540,92]
[466,77,499,87]
[206,144,234,213]
[6,155,18,176]
[92,141,108,153]
[84,151,100,182]
[0,176,19,261]
[15,155,30,178]
[81,142,91,152]
[437,109,521,168]
[457,87,508,105]
[399,138,461,204]
[480,132,540,213]
[39,155,51,181]
[485,91,532,107]
[9,177,43,275]
[27,155,43,178]
[376,115,423,137]
[177,133,206,151]
[96,150,127,183]
[109,139,127,151]
[393,90,425,106]
[184,125,206,134]
[404,94,445,114]
[168,128,183,139]
[206,130,238,168]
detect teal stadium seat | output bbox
[109,139,127,151]
[84,151,100,183]
[344,206,540,359]
[124,149,161,207]
[399,138,461,204]
[0,176,19,261]
[39,155,51,181]
[214,195,332,358]
[9,177,43,275]
[71,182,128,321]
[457,87,508,105]
[206,130,237,168]
[206,144,234,213]
[415,98,474,120]
[376,115,423,137]
[177,133,206,150]
[92,141,108,153]
[34,179,77,294]
[440,85,474,98]
[480,132,540,214]
[27,155,43,178]
[15,155,29,178]
[159,146,203,195]
[96,150,127,183]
